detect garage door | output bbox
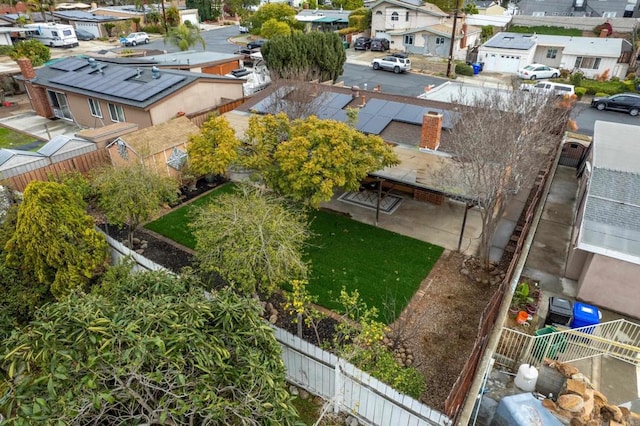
[495,54,521,73]
[181,12,199,25]
[75,22,100,38]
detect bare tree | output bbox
[437,90,573,267]
[259,76,330,120]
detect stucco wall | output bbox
[371,5,442,34]
[560,54,626,79]
[59,92,152,129]
[532,46,565,68]
[148,81,243,125]
[565,245,588,280]
[576,253,640,318]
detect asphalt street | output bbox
[572,103,639,136]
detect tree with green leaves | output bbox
[186,0,220,22]
[187,114,240,177]
[164,24,205,51]
[261,18,291,39]
[190,184,309,295]
[348,7,371,31]
[249,3,297,33]
[261,31,346,82]
[0,267,298,425]
[331,0,363,10]
[242,113,399,207]
[224,0,260,20]
[9,40,50,67]
[4,181,108,299]
[92,165,179,247]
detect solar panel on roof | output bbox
[49,58,88,72]
[359,117,392,135]
[325,93,352,110]
[317,106,338,119]
[375,100,404,118]
[360,98,386,116]
[395,104,427,124]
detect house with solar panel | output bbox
[565,121,640,318]
[295,9,351,33]
[16,56,245,131]
[478,32,633,79]
[368,0,481,58]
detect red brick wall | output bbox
[413,188,445,205]
[17,58,53,118]
[420,112,443,150]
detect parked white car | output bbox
[121,32,149,46]
[371,55,411,74]
[520,81,575,96]
[516,64,560,80]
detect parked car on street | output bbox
[239,25,249,34]
[75,28,95,41]
[121,32,149,46]
[371,55,411,73]
[370,38,390,52]
[591,93,640,116]
[354,37,372,50]
[520,81,575,96]
[516,63,560,80]
[246,39,266,50]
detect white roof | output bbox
[578,121,640,264]
[536,34,628,58]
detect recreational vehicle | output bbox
[24,23,79,48]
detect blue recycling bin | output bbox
[472,63,481,75]
[570,302,601,343]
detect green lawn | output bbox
[145,184,443,322]
[509,25,582,37]
[144,183,237,248]
[0,127,40,149]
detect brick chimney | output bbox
[460,23,468,49]
[17,57,53,118]
[420,111,442,151]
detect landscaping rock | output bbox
[289,385,299,396]
[566,379,587,397]
[345,415,359,426]
[269,314,278,324]
[299,389,310,400]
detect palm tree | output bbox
[163,24,205,52]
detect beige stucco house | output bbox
[565,121,640,318]
[369,0,481,58]
[17,56,244,131]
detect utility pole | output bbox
[161,0,168,34]
[446,0,464,79]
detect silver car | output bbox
[122,32,149,46]
[371,55,411,74]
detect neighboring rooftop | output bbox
[52,10,127,22]
[25,57,242,109]
[295,9,351,23]
[483,32,537,50]
[579,121,640,265]
[484,32,633,55]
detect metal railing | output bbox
[495,319,640,372]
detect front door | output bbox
[47,90,73,120]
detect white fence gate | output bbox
[495,320,640,372]
[104,233,451,426]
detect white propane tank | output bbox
[514,364,539,392]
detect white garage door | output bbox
[181,12,198,25]
[75,22,100,37]
[494,54,521,73]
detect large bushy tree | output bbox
[0,267,298,424]
[187,114,240,177]
[242,113,399,207]
[4,181,108,299]
[190,185,310,295]
[92,165,179,247]
[249,3,297,33]
[9,41,50,67]
[261,31,346,82]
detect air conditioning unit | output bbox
[53,108,64,119]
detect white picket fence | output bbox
[103,232,452,426]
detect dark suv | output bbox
[370,38,390,51]
[246,39,267,50]
[354,37,372,50]
[591,93,640,116]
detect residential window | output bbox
[532,11,545,16]
[574,56,601,69]
[435,37,445,45]
[602,11,616,17]
[391,11,399,21]
[88,98,102,118]
[405,11,410,21]
[404,35,414,45]
[375,10,382,14]
[108,103,125,122]
[546,48,557,59]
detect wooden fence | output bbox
[443,156,556,423]
[1,149,110,192]
[102,232,451,426]
[187,97,248,128]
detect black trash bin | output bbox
[545,297,573,327]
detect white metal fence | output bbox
[495,319,640,372]
[104,233,451,426]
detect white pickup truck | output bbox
[371,55,411,74]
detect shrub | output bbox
[585,87,596,95]
[611,76,620,82]
[141,24,164,34]
[622,80,637,92]
[594,92,608,98]
[0,45,13,56]
[560,69,571,79]
[9,39,51,67]
[626,72,636,80]
[455,63,474,76]
[569,71,583,86]
[575,87,587,98]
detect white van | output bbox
[520,81,575,97]
[24,23,79,48]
